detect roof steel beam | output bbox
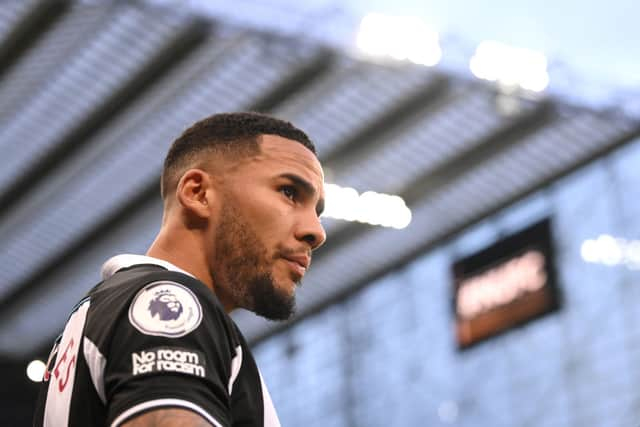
[0,0,70,80]
[0,17,211,221]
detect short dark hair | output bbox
[161,112,316,199]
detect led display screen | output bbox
[452,218,560,350]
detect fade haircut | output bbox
[161,112,316,199]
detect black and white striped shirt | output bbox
[34,254,281,427]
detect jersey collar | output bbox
[101,254,195,280]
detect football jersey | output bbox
[33,254,281,427]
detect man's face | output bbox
[209,135,326,320]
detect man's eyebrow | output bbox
[279,173,325,216]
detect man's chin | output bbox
[248,275,296,321]
[254,293,296,321]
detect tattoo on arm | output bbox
[120,408,215,427]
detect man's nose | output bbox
[296,212,326,251]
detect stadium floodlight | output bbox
[26,360,46,382]
[581,234,640,270]
[323,183,412,229]
[356,13,441,66]
[470,40,549,92]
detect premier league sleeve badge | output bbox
[128,281,203,338]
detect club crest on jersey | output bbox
[129,281,203,338]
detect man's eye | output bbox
[280,186,297,201]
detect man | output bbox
[33,112,326,426]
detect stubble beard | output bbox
[213,201,296,321]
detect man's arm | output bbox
[121,408,214,427]
[103,275,235,427]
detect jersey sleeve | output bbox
[100,274,239,427]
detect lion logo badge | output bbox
[129,281,202,338]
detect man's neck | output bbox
[146,229,214,292]
[147,223,236,314]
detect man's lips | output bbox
[281,254,310,278]
[283,254,310,269]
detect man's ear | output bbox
[175,169,215,219]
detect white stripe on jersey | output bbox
[258,370,281,427]
[83,337,107,403]
[111,398,224,427]
[228,345,242,395]
[43,299,91,427]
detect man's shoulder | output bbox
[85,265,231,344]
[92,266,228,320]
[95,255,221,308]
[95,263,204,297]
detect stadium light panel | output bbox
[356,13,441,66]
[26,360,46,383]
[323,184,412,229]
[470,40,549,92]
[581,235,640,269]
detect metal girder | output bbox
[0,17,212,221]
[251,48,336,113]
[321,74,451,167]
[0,0,70,80]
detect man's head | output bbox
[161,112,326,320]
